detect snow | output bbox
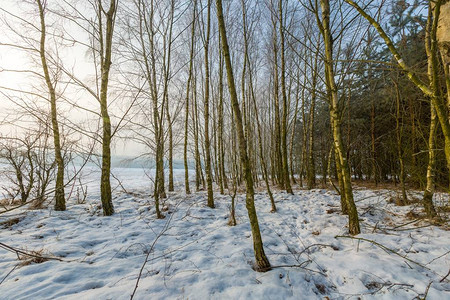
[0,168,449,299]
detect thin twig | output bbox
[130,198,183,299]
[427,250,450,265]
[440,269,450,283]
[0,263,19,285]
[258,260,321,274]
[0,242,63,262]
[422,281,433,299]
[335,236,430,270]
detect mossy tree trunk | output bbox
[137,0,164,218]
[36,0,65,211]
[423,105,438,217]
[278,0,293,194]
[98,0,117,216]
[193,70,202,191]
[307,42,319,190]
[436,1,450,188]
[242,0,276,212]
[216,0,271,271]
[218,38,228,193]
[203,0,214,208]
[270,8,283,188]
[184,0,197,196]
[162,0,175,193]
[289,68,301,186]
[319,0,360,235]
[422,2,441,217]
[393,80,407,206]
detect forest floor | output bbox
[0,169,449,299]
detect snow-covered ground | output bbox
[0,168,449,299]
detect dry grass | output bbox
[28,197,47,210]
[352,180,406,191]
[0,217,23,229]
[17,249,49,266]
[0,198,23,207]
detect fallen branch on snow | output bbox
[335,236,429,270]
[440,269,450,283]
[0,242,64,262]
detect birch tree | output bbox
[216,0,271,271]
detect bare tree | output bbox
[201,0,215,208]
[96,0,118,216]
[183,0,197,196]
[36,0,66,211]
[216,0,271,271]
[241,0,276,212]
[317,0,360,235]
[278,0,293,194]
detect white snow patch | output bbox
[0,169,449,299]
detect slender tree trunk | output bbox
[422,2,440,217]
[436,1,450,190]
[393,80,407,205]
[166,106,174,192]
[424,106,438,217]
[289,69,301,186]
[371,94,377,185]
[216,0,271,271]
[249,77,277,212]
[138,0,163,218]
[307,95,316,190]
[299,67,308,188]
[332,126,347,214]
[203,0,214,208]
[307,45,318,189]
[289,121,297,185]
[409,96,418,185]
[319,0,359,235]
[212,95,220,186]
[218,40,228,192]
[148,0,166,202]
[164,3,175,193]
[242,0,276,212]
[278,0,293,194]
[270,8,283,188]
[193,71,202,191]
[36,0,65,211]
[184,0,197,195]
[98,0,117,216]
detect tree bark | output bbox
[218,37,227,193]
[203,0,214,208]
[184,0,196,195]
[36,0,65,211]
[436,1,450,189]
[422,2,440,217]
[164,0,175,193]
[216,0,271,271]
[98,0,117,216]
[278,0,293,194]
[423,105,438,217]
[270,6,283,187]
[393,80,407,205]
[242,0,276,212]
[307,43,319,190]
[193,70,202,191]
[138,0,164,218]
[319,0,360,235]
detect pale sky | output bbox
[0,0,148,157]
